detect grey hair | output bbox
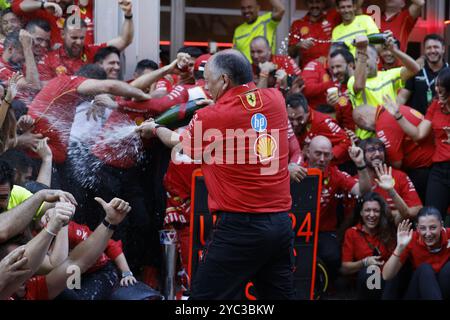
[208,49,253,86]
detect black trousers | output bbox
[318,232,341,284]
[190,212,295,300]
[404,262,450,300]
[426,162,450,217]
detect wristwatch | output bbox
[41,0,46,9]
[122,271,133,278]
[102,218,118,231]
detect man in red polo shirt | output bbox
[358,137,423,224]
[353,104,434,202]
[12,0,95,47]
[288,0,339,69]
[303,135,371,284]
[136,49,294,300]
[250,36,301,91]
[37,0,134,82]
[286,93,351,165]
[379,0,425,52]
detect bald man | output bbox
[300,135,371,282]
[353,103,434,202]
[233,0,285,62]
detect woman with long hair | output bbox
[341,192,397,299]
[383,207,450,300]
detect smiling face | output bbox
[424,39,445,66]
[241,0,260,24]
[307,0,325,19]
[63,26,86,58]
[329,53,351,84]
[1,12,21,36]
[98,53,121,80]
[337,0,356,24]
[361,200,381,231]
[29,25,51,58]
[364,142,385,169]
[417,215,443,249]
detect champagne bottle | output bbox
[352,33,388,46]
[155,98,206,129]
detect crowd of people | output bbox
[0,0,448,301]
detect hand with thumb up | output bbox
[95,197,131,226]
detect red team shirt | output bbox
[370,168,422,211]
[38,43,106,80]
[302,60,334,110]
[376,106,435,169]
[28,75,87,163]
[425,100,450,163]
[379,9,418,53]
[400,228,450,273]
[289,11,339,68]
[334,82,356,131]
[21,276,49,300]
[342,223,393,265]
[270,54,301,76]
[309,164,357,232]
[296,109,351,164]
[181,82,291,213]
[12,0,95,48]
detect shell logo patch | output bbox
[239,90,263,111]
[254,134,277,164]
[300,26,309,36]
[56,65,68,75]
[409,109,424,120]
[338,96,348,107]
[134,117,145,126]
[323,74,330,82]
[57,18,66,29]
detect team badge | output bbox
[251,113,268,133]
[56,65,67,75]
[81,53,87,62]
[57,18,65,29]
[300,26,309,36]
[239,90,263,111]
[338,96,348,107]
[80,7,87,14]
[135,117,145,126]
[254,134,277,164]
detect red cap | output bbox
[194,54,212,73]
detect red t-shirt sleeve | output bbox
[38,54,57,81]
[25,276,49,300]
[302,62,334,97]
[337,169,358,192]
[319,118,351,163]
[380,119,404,164]
[104,239,123,260]
[342,228,356,262]
[397,173,423,207]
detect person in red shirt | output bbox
[382,70,450,219]
[326,48,356,131]
[341,192,396,299]
[136,49,294,300]
[379,0,425,52]
[0,9,22,45]
[354,104,435,203]
[37,0,134,82]
[286,93,351,165]
[301,135,371,283]
[12,0,95,47]
[383,207,450,299]
[358,138,423,224]
[250,36,301,92]
[288,0,339,69]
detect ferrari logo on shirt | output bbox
[254,134,277,164]
[80,7,87,14]
[81,53,87,62]
[300,26,309,36]
[239,89,263,111]
[56,65,67,75]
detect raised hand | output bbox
[35,138,52,161]
[38,189,78,206]
[396,219,413,250]
[348,142,365,167]
[43,1,63,17]
[382,95,401,118]
[374,164,395,191]
[119,0,132,16]
[5,73,22,104]
[46,202,76,235]
[95,197,131,226]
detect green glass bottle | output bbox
[367,33,388,44]
[155,98,206,129]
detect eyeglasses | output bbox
[365,146,384,153]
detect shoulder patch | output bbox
[239,89,263,111]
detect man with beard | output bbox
[398,34,449,115]
[12,0,95,47]
[37,0,134,82]
[288,0,339,68]
[326,48,356,130]
[286,93,351,165]
[358,138,422,225]
[233,0,285,62]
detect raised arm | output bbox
[44,197,131,299]
[270,0,286,21]
[383,219,412,280]
[409,0,425,20]
[353,36,369,95]
[348,144,371,196]
[107,0,134,51]
[384,32,420,82]
[19,29,41,90]
[383,95,432,142]
[0,189,76,243]
[17,0,62,16]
